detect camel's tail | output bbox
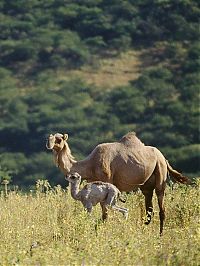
[166,160,192,185]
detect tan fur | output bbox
[46,131,191,235]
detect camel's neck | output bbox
[54,144,92,179]
[55,147,75,174]
[69,181,81,201]
[70,159,92,180]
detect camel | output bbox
[46,132,191,235]
[66,172,129,219]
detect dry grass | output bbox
[0,181,199,266]
[57,44,171,89]
[59,50,141,89]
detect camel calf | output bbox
[66,172,128,220]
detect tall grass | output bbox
[0,181,199,266]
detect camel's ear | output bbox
[63,133,68,141]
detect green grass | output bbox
[0,181,199,266]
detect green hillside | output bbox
[0,0,199,187]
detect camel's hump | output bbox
[119,132,144,146]
[120,131,136,140]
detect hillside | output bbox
[0,0,199,186]
[60,50,141,88]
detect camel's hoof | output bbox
[144,216,152,225]
[144,209,154,225]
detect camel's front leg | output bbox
[82,202,93,214]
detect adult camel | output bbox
[46,132,191,235]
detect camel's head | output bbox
[46,133,68,151]
[66,172,82,184]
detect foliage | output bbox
[0,0,198,71]
[0,166,12,182]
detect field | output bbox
[0,181,199,266]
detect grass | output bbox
[0,181,199,266]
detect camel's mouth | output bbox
[46,141,54,150]
[46,135,56,150]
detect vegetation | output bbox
[0,2,199,264]
[0,181,199,265]
[0,0,199,186]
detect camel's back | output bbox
[82,182,119,205]
[119,132,156,161]
[91,132,149,158]
[113,132,158,188]
[86,132,158,188]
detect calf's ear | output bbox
[63,133,68,140]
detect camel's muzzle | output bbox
[46,135,55,150]
[46,141,53,150]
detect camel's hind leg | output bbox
[105,190,117,206]
[111,205,129,219]
[154,158,167,236]
[155,185,166,236]
[141,175,155,225]
[141,189,154,225]
[104,191,128,219]
[100,190,115,220]
[107,191,129,218]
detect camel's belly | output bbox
[112,165,156,193]
[113,173,144,192]
[112,147,157,189]
[114,180,140,192]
